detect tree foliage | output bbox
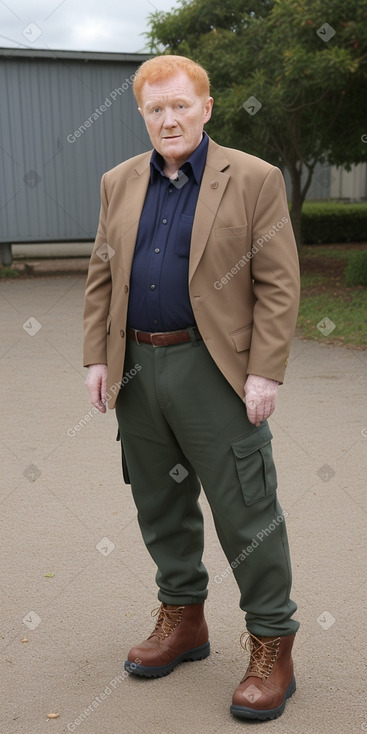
[146,0,367,243]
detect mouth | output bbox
[162,135,181,139]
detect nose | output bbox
[162,107,178,129]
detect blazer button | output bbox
[124,285,129,293]
[211,180,219,189]
[120,329,125,338]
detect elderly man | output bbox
[83,54,300,721]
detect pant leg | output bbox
[150,339,299,637]
[116,337,299,636]
[115,340,208,605]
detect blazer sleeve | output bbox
[246,166,300,383]
[83,173,113,367]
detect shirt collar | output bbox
[150,131,209,185]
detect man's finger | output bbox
[100,374,107,405]
[243,388,262,425]
[93,400,107,414]
[87,381,106,412]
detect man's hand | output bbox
[244,374,278,427]
[85,364,108,413]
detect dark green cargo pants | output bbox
[115,335,299,637]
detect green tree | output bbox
[146,0,367,244]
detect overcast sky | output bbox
[0,0,179,53]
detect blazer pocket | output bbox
[230,324,253,352]
[215,224,248,238]
[107,314,112,334]
[231,424,277,506]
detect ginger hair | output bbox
[133,55,210,106]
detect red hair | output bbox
[133,55,210,106]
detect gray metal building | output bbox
[1,48,366,265]
[0,48,151,264]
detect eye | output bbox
[178,104,186,109]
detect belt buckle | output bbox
[151,332,166,347]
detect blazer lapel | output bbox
[189,139,230,282]
[117,140,230,282]
[119,153,151,276]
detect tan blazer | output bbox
[83,137,300,409]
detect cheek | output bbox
[145,120,159,138]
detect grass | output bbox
[1,243,366,347]
[0,267,19,278]
[297,243,367,348]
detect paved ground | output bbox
[1,266,366,734]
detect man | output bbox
[83,55,300,721]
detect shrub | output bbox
[300,202,367,244]
[344,251,367,287]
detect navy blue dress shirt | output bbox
[127,132,209,332]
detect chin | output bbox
[163,140,187,150]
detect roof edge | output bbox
[0,47,153,62]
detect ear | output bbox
[204,97,214,124]
[138,107,144,119]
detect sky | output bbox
[0,0,180,54]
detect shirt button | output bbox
[153,319,158,325]
[150,284,156,290]
[168,187,173,193]
[154,248,160,254]
[120,329,125,338]
[162,218,167,224]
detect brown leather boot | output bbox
[124,602,210,677]
[230,632,296,720]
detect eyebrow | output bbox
[145,95,192,107]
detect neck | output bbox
[161,132,204,177]
[162,160,185,178]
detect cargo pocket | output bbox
[116,428,131,484]
[231,424,277,506]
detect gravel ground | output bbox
[1,271,366,734]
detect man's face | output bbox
[139,71,213,165]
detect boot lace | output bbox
[240,632,281,680]
[148,604,185,641]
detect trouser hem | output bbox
[158,590,208,606]
[246,621,300,638]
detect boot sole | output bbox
[230,675,296,721]
[124,641,210,678]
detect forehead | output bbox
[140,71,199,106]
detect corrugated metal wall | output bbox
[330,164,367,200]
[283,163,332,201]
[2,48,366,252]
[283,161,367,201]
[0,50,151,244]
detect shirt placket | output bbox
[146,179,178,330]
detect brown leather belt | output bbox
[127,327,202,347]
